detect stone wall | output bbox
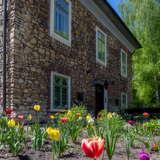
[0,0,3,112]
[6,0,132,113]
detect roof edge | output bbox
[104,0,142,49]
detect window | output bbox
[96,27,107,66]
[50,0,71,46]
[121,92,128,109]
[51,72,71,111]
[121,49,127,77]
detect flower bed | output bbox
[0,105,160,160]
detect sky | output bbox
[107,0,122,16]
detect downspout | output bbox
[2,0,7,110]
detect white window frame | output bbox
[120,49,128,77]
[121,92,128,109]
[50,72,71,111]
[50,0,72,46]
[96,27,107,66]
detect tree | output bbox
[119,0,160,106]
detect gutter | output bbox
[2,0,7,110]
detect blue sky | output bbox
[107,0,121,16]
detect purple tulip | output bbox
[139,151,150,160]
[128,120,136,125]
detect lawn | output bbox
[0,105,160,160]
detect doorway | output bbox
[95,84,104,117]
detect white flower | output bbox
[10,111,17,118]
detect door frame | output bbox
[104,88,108,110]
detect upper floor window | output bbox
[51,72,71,111]
[121,92,128,109]
[50,0,71,46]
[96,27,107,66]
[121,49,127,77]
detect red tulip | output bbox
[143,112,150,118]
[81,137,105,159]
[17,114,24,120]
[60,117,68,124]
[4,107,13,115]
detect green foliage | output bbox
[7,126,26,156]
[31,123,46,150]
[59,105,87,142]
[0,117,26,156]
[31,112,46,151]
[96,111,124,160]
[120,0,160,106]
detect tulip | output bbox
[107,112,113,119]
[143,112,150,118]
[60,117,68,124]
[76,112,81,118]
[81,137,105,159]
[27,114,32,121]
[49,115,55,120]
[10,111,17,118]
[33,104,41,111]
[86,114,94,124]
[67,110,72,116]
[151,143,159,152]
[128,120,136,125]
[139,151,150,160]
[46,127,60,141]
[4,107,13,115]
[7,119,16,127]
[17,114,24,120]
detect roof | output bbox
[93,0,142,50]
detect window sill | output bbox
[96,59,107,67]
[51,32,71,47]
[121,73,128,78]
[50,108,68,112]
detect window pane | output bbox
[97,30,106,63]
[62,87,68,107]
[53,74,69,110]
[54,0,69,40]
[121,51,127,76]
[122,52,126,64]
[123,95,126,105]
[55,76,61,85]
[62,77,67,86]
[54,85,61,108]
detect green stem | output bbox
[52,141,57,160]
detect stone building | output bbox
[1,0,141,115]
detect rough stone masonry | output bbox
[2,0,133,114]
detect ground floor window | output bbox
[51,72,71,110]
[121,92,128,109]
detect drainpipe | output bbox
[2,0,7,110]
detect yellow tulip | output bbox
[67,110,72,116]
[27,114,32,121]
[107,112,113,119]
[7,119,16,127]
[16,123,23,129]
[33,105,41,111]
[49,115,55,119]
[86,114,92,121]
[86,114,94,124]
[46,127,60,141]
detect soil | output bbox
[0,138,160,160]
